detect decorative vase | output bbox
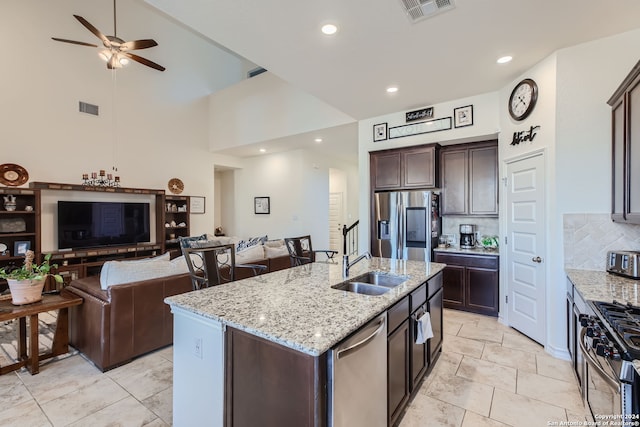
[3,195,16,212]
[7,279,45,305]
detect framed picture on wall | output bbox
[373,123,388,142]
[190,196,205,214]
[254,197,270,214]
[454,105,473,128]
[14,241,30,256]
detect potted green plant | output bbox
[0,250,63,305]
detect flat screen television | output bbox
[58,201,151,250]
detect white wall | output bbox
[497,29,640,357]
[209,72,356,150]
[0,0,249,245]
[224,148,358,250]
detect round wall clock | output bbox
[168,178,184,194]
[508,78,538,121]
[0,163,29,187]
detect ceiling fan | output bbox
[52,0,165,72]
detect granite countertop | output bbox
[567,269,640,375]
[566,269,640,306]
[434,246,499,256]
[165,257,445,356]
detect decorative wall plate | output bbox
[0,163,29,187]
[168,178,184,194]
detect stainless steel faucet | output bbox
[343,252,371,277]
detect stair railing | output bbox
[342,220,359,256]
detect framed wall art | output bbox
[373,123,388,142]
[454,105,474,128]
[14,240,30,256]
[190,196,205,214]
[254,197,270,214]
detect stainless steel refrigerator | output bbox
[371,191,441,261]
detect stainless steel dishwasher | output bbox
[328,313,387,427]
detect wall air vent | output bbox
[399,0,455,23]
[79,101,99,116]
[247,67,267,78]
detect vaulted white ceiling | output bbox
[147,0,640,121]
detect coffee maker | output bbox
[459,224,476,249]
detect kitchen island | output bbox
[165,257,445,427]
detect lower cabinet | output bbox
[388,317,410,426]
[387,271,443,426]
[223,272,445,427]
[225,328,327,427]
[434,252,499,317]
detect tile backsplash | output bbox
[442,217,499,246]
[563,213,640,270]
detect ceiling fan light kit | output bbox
[52,0,165,72]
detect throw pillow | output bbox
[264,239,285,248]
[100,258,176,290]
[178,234,208,248]
[236,244,265,263]
[264,245,289,258]
[236,235,268,252]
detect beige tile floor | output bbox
[0,309,589,426]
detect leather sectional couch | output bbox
[66,252,292,371]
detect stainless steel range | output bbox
[580,300,640,418]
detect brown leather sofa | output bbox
[66,253,292,371]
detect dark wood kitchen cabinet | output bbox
[387,296,410,426]
[370,143,440,191]
[387,271,443,426]
[434,252,499,317]
[440,141,498,216]
[608,59,640,224]
[225,327,327,427]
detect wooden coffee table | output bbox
[0,290,82,375]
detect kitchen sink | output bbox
[349,272,407,288]
[331,281,391,296]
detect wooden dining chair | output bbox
[181,243,266,290]
[284,235,338,267]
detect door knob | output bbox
[532,256,542,263]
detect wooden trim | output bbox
[29,181,165,195]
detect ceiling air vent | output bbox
[399,0,455,23]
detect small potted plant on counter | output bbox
[480,235,499,251]
[0,250,63,305]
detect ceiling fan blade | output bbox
[73,14,110,47]
[122,52,166,72]
[120,39,158,51]
[51,37,98,48]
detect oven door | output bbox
[579,329,622,418]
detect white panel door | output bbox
[506,152,546,344]
[329,192,344,254]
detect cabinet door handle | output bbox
[532,256,542,263]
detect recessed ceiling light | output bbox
[386,86,398,93]
[321,24,338,35]
[314,138,323,143]
[259,148,266,153]
[497,56,513,64]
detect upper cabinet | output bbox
[609,60,640,224]
[370,143,440,191]
[440,140,498,216]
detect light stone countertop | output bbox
[434,246,499,256]
[566,269,640,376]
[165,258,445,357]
[566,269,640,306]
